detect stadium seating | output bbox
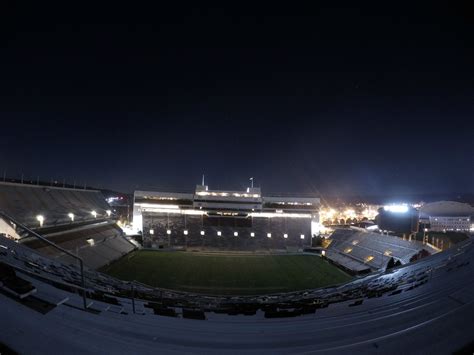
[0,182,135,269]
[0,182,110,229]
[23,224,136,269]
[142,212,311,252]
[325,228,437,274]
[0,229,473,353]
[0,230,470,317]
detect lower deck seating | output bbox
[22,223,136,269]
[325,228,433,274]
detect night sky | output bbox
[1,3,473,197]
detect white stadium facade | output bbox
[419,201,474,232]
[133,184,321,250]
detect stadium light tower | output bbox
[36,215,44,227]
[68,213,74,222]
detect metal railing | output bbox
[0,211,88,309]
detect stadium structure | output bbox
[133,183,321,251]
[0,181,136,269]
[324,228,438,275]
[419,200,474,232]
[0,180,473,353]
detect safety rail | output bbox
[0,211,88,309]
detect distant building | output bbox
[133,184,320,251]
[419,201,474,232]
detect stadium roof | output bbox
[419,201,474,218]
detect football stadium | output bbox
[0,180,473,354]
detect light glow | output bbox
[36,215,44,227]
[68,213,74,221]
[91,210,97,218]
[383,204,409,213]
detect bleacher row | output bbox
[0,182,110,228]
[0,232,470,320]
[143,213,312,251]
[326,228,435,274]
[21,222,136,269]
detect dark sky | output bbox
[1,3,473,197]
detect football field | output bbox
[100,250,351,295]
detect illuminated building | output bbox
[133,183,320,250]
[419,201,473,232]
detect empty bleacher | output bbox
[142,212,311,252]
[22,223,135,269]
[0,182,135,269]
[0,181,111,228]
[325,228,436,274]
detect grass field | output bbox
[99,250,351,295]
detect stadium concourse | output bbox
[0,229,473,353]
[0,181,136,269]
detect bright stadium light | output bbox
[267,233,271,238]
[217,231,222,236]
[200,230,205,236]
[91,210,97,218]
[149,229,154,235]
[106,210,112,217]
[250,232,255,237]
[234,231,238,236]
[321,250,326,256]
[300,234,305,239]
[36,215,44,227]
[183,230,188,235]
[283,233,288,238]
[68,213,74,222]
[166,229,171,235]
[383,204,409,213]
